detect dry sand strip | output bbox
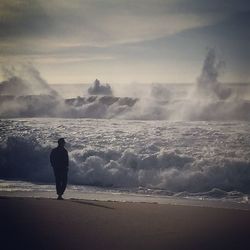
[1,196,250,250]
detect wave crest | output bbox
[1,136,250,195]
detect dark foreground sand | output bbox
[1,197,250,250]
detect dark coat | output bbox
[50,146,69,170]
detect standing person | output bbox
[50,138,69,200]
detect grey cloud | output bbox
[1,0,246,41]
[171,0,250,14]
[0,0,248,84]
[0,0,228,47]
[0,0,53,38]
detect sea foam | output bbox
[1,119,250,198]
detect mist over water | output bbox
[88,79,113,96]
[196,49,232,100]
[0,50,250,120]
[0,64,58,96]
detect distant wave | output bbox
[1,55,250,121]
[1,94,250,121]
[87,79,113,96]
[1,136,250,196]
[0,95,63,118]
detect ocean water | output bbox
[1,56,250,208]
[1,118,250,205]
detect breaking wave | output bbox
[1,135,250,197]
[1,52,250,121]
[87,79,113,96]
[1,91,250,121]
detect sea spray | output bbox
[196,48,231,100]
[0,56,250,120]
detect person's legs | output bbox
[53,168,68,199]
[53,168,61,196]
[61,169,68,196]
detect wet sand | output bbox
[1,196,250,250]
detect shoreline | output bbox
[1,196,250,250]
[1,189,250,211]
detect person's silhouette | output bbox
[50,138,69,200]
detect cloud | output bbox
[0,0,229,54]
[171,0,250,14]
[0,0,248,83]
[0,0,52,38]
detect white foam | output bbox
[1,119,250,198]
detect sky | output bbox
[0,0,249,84]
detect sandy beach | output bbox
[1,196,250,250]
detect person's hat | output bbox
[58,138,65,144]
